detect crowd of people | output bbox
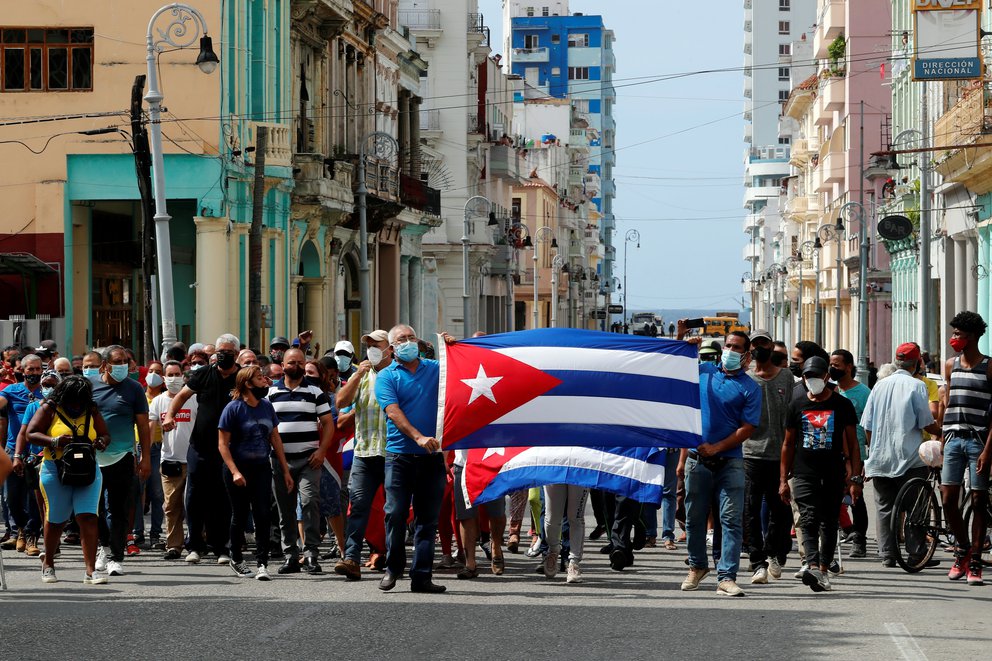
[0,309,988,596]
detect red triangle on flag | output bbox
[440,342,562,449]
[462,446,530,505]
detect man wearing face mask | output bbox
[0,353,45,555]
[332,341,357,382]
[374,324,452,594]
[164,334,240,565]
[676,324,762,597]
[88,345,151,577]
[829,349,872,559]
[743,330,794,585]
[269,336,290,365]
[149,360,198,560]
[780,357,863,592]
[333,330,393,580]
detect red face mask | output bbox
[950,337,968,353]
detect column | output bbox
[954,238,967,315]
[411,257,425,334]
[410,97,422,176]
[399,255,411,324]
[965,236,978,313]
[70,204,92,352]
[939,237,957,363]
[979,227,990,354]
[194,217,232,346]
[398,92,411,175]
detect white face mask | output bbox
[366,347,384,365]
[146,373,164,389]
[805,377,826,396]
[165,376,185,394]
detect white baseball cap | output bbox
[334,340,355,355]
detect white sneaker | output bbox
[794,563,808,579]
[706,530,714,548]
[768,558,783,580]
[566,560,582,584]
[802,567,828,593]
[543,551,560,579]
[185,550,201,564]
[255,564,271,581]
[41,566,58,583]
[750,566,768,584]
[95,546,109,571]
[716,579,745,597]
[84,570,108,585]
[107,560,124,577]
[525,538,543,558]
[217,554,231,565]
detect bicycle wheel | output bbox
[893,477,940,573]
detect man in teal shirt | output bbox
[829,350,871,558]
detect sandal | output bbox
[492,554,505,575]
[457,566,479,579]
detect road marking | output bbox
[885,622,928,661]
[258,604,322,641]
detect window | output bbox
[512,198,522,220]
[542,6,549,16]
[779,0,790,9]
[778,66,789,81]
[525,34,539,49]
[779,43,791,56]
[779,136,791,145]
[568,33,589,48]
[568,66,589,80]
[778,89,790,101]
[0,27,93,92]
[551,34,560,44]
[551,67,560,76]
[573,99,590,112]
[778,21,790,35]
[526,6,535,16]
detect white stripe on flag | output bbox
[492,346,699,382]
[490,396,702,434]
[501,446,665,486]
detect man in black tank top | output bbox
[941,311,992,586]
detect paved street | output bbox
[2,487,990,660]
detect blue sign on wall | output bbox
[914,57,981,79]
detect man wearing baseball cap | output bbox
[698,341,720,364]
[780,356,863,592]
[744,330,794,585]
[269,336,290,363]
[861,343,942,569]
[333,340,357,381]
[334,330,392,580]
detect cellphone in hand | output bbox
[684,318,706,329]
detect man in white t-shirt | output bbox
[149,360,198,560]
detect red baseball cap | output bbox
[896,342,921,363]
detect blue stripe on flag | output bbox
[451,422,701,450]
[542,371,699,407]
[463,328,697,357]
[475,464,664,505]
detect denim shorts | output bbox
[941,434,989,491]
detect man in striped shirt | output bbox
[942,311,992,585]
[269,347,335,575]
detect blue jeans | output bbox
[942,434,989,490]
[383,452,445,585]
[661,450,679,542]
[344,456,385,563]
[133,443,164,537]
[4,447,41,536]
[685,456,745,582]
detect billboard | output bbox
[913,0,983,80]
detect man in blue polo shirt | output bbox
[374,324,448,594]
[0,353,44,555]
[676,324,762,597]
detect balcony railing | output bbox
[252,122,291,167]
[399,9,441,31]
[420,108,440,131]
[814,0,845,59]
[399,173,441,216]
[513,47,549,63]
[935,86,987,153]
[363,159,399,199]
[467,13,490,46]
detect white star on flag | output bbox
[482,447,505,461]
[461,364,503,405]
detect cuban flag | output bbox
[460,445,668,507]
[437,328,701,450]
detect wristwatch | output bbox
[12,453,23,461]
[850,475,865,486]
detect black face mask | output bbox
[250,386,269,401]
[789,362,804,378]
[24,373,41,387]
[828,367,847,382]
[270,350,285,363]
[215,351,237,370]
[304,375,320,388]
[751,346,772,364]
[284,366,304,380]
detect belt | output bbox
[688,451,701,460]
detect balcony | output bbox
[363,159,400,201]
[813,0,845,59]
[399,9,441,31]
[784,196,809,218]
[420,108,440,131]
[251,122,291,167]
[489,144,525,182]
[569,128,588,149]
[743,243,762,261]
[813,151,844,192]
[513,47,549,63]
[934,87,992,191]
[820,73,846,112]
[743,213,762,233]
[399,174,441,216]
[291,153,354,218]
[467,12,490,47]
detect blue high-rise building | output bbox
[509,12,617,312]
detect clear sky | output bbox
[480,0,748,316]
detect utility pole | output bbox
[130,74,156,363]
[919,82,933,355]
[249,126,268,351]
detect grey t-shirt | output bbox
[744,368,794,461]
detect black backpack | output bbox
[54,407,97,487]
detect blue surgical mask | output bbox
[394,341,420,362]
[721,348,742,372]
[82,367,100,379]
[109,364,129,382]
[41,387,54,399]
[336,355,352,373]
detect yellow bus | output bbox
[703,316,749,338]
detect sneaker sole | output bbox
[41,576,58,584]
[802,571,826,593]
[717,589,745,597]
[968,578,984,586]
[255,575,271,581]
[84,577,108,585]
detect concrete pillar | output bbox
[940,237,957,364]
[410,96,422,176]
[194,217,231,347]
[410,257,423,332]
[399,255,411,324]
[965,236,978,313]
[954,238,967,315]
[979,227,990,354]
[70,204,92,352]
[398,92,411,175]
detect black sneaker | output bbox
[162,548,182,560]
[278,557,301,574]
[230,560,253,577]
[610,548,630,571]
[150,536,166,551]
[589,524,606,541]
[303,557,323,575]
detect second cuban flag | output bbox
[436,328,702,450]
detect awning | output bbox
[0,253,58,275]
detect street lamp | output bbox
[624,229,640,328]
[462,195,492,337]
[838,201,870,382]
[814,221,844,349]
[357,131,399,338]
[531,225,556,329]
[551,255,567,328]
[145,3,218,353]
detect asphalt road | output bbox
[2,489,991,660]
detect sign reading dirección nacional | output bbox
[913,0,983,80]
